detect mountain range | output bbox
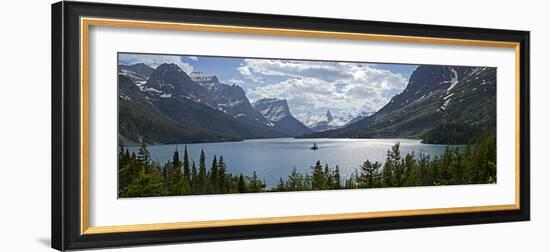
[119,62,495,145]
[298,110,357,132]
[118,63,311,145]
[302,65,496,140]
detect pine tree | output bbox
[210,155,218,193]
[333,165,341,189]
[440,146,453,184]
[183,145,190,182]
[198,149,207,193]
[287,167,302,191]
[247,171,262,192]
[161,162,169,195]
[454,147,464,184]
[431,157,441,185]
[403,152,417,186]
[345,170,359,189]
[172,146,181,169]
[191,161,198,193]
[118,146,132,193]
[359,160,381,188]
[124,148,130,161]
[180,179,191,195]
[311,160,326,190]
[418,153,431,186]
[390,143,405,186]
[217,156,227,193]
[324,164,334,189]
[120,170,163,197]
[276,177,286,191]
[167,147,186,195]
[382,151,393,187]
[118,145,128,168]
[118,145,124,166]
[481,134,497,183]
[137,137,151,171]
[238,174,246,193]
[304,173,312,190]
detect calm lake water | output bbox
[129,138,456,188]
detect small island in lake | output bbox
[118,53,496,198]
[310,143,318,150]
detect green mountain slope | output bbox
[302,65,496,142]
[118,63,288,145]
[118,75,239,145]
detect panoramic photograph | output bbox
[117,52,497,198]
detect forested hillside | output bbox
[302,65,496,144]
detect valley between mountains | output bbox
[118,62,496,146]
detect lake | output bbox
[129,138,456,188]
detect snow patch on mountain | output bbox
[190,71,219,83]
[298,110,358,132]
[447,68,459,92]
[253,98,290,123]
[252,98,311,135]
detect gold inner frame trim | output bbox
[85,204,517,234]
[80,17,522,235]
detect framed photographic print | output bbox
[52,1,530,250]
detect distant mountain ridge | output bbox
[118,63,309,145]
[190,71,273,128]
[302,65,496,139]
[118,63,154,85]
[145,64,217,107]
[119,62,495,145]
[299,110,357,132]
[118,74,239,145]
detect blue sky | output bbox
[119,53,417,118]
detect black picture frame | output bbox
[52,1,530,251]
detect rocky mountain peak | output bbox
[190,71,220,84]
[252,98,311,136]
[303,64,496,139]
[145,64,216,107]
[299,110,354,132]
[148,63,192,85]
[118,63,155,84]
[326,110,333,121]
[253,98,291,123]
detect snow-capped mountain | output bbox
[118,63,292,145]
[144,63,217,107]
[118,63,155,86]
[189,71,221,89]
[252,98,312,136]
[253,98,290,123]
[304,65,496,139]
[190,71,274,127]
[299,110,355,132]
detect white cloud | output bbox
[243,59,408,117]
[187,56,198,61]
[226,78,244,85]
[118,53,194,74]
[238,65,264,83]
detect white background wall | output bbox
[0,0,546,251]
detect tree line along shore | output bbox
[118,134,496,198]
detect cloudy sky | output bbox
[119,53,417,118]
